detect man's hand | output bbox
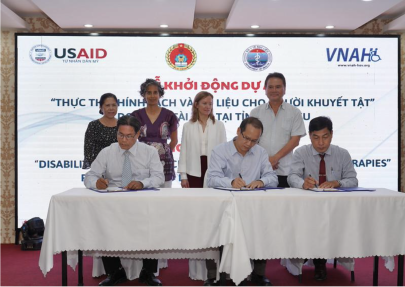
[125,181,144,190]
[181,179,190,188]
[246,180,264,189]
[96,178,109,189]
[231,178,246,189]
[269,155,279,170]
[319,180,340,189]
[302,176,318,190]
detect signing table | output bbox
[38,188,251,285]
[39,187,405,285]
[232,188,405,285]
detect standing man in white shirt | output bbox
[250,72,306,187]
[84,115,164,286]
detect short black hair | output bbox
[139,79,165,98]
[99,93,118,115]
[309,116,333,133]
[264,72,286,88]
[240,117,263,135]
[117,115,141,134]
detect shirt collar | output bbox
[265,101,285,110]
[311,144,332,156]
[230,137,255,156]
[199,118,213,128]
[119,141,138,156]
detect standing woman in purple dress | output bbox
[83,93,118,169]
[131,79,179,187]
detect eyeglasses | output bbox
[241,131,260,144]
[117,132,136,140]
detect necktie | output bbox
[319,154,326,185]
[121,151,132,187]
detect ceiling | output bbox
[2,0,405,33]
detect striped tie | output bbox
[121,151,132,187]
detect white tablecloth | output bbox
[232,188,405,260]
[39,188,251,284]
[39,187,405,285]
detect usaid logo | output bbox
[54,48,107,59]
[326,48,381,62]
[30,45,52,64]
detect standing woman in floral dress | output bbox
[83,93,118,169]
[131,79,179,187]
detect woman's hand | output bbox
[181,179,190,188]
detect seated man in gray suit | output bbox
[288,116,358,281]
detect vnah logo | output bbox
[326,48,381,62]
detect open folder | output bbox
[311,187,376,192]
[90,187,159,193]
[214,187,284,191]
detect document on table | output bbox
[336,187,376,191]
[311,187,376,192]
[90,187,159,193]
[310,188,340,192]
[214,187,284,191]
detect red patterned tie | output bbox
[319,154,326,185]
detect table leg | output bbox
[398,255,404,286]
[62,251,67,286]
[78,250,83,286]
[219,246,227,286]
[373,256,379,286]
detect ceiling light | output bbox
[362,0,373,1]
[251,25,260,29]
[84,24,93,28]
[161,33,169,36]
[246,34,255,37]
[326,25,334,29]
[90,33,99,36]
[160,24,168,28]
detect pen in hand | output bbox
[308,174,318,188]
[236,173,247,189]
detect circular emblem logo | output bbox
[165,43,197,71]
[243,45,272,71]
[30,45,52,64]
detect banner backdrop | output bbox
[16,35,399,225]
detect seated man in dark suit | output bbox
[85,115,164,286]
[288,116,358,281]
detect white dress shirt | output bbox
[199,123,209,156]
[206,139,278,188]
[287,144,358,188]
[178,119,227,181]
[250,101,306,176]
[84,142,164,189]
